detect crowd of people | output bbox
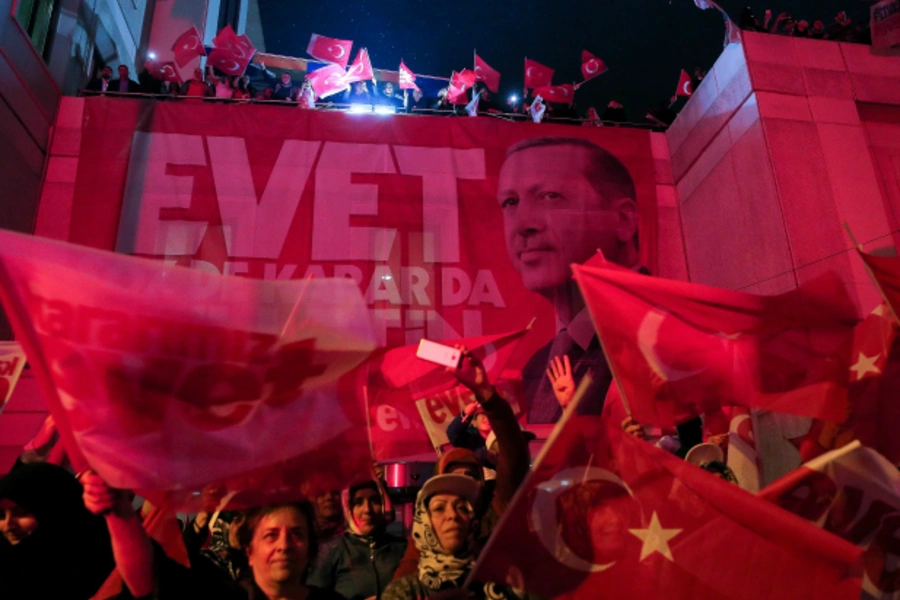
[83,60,675,129]
[738,7,870,43]
[0,337,734,599]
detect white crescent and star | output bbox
[328,45,346,59]
[637,309,704,382]
[628,511,681,562]
[585,60,600,75]
[183,36,198,52]
[216,58,241,74]
[526,66,535,78]
[683,81,692,95]
[474,65,484,80]
[531,467,639,573]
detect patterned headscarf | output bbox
[412,486,477,589]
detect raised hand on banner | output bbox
[546,355,575,409]
[447,344,494,403]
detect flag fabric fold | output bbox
[524,58,554,89]
[573,263,860,428]
[760,441,900,599]
[147,61,183,85]
[306,63,350,99]
[531,84,575,105]
[580,50,608,82]
[859,250,900,319]
[171,26,205,68]
[474,53,501,93]
[471,412,863,599]
[676,69,694,97]
[0,230,377,511]
[208,25,256,76]
[398,60,419,90]
[342,48,375,85]
[306,33,353,69]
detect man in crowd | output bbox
[274,72,297,102]
[376,81,403,109]
[85,65,113,94]
[496,136,644,424]
[110,65,140,94]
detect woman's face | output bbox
[0,499,38,546]
[427,494,473,554]
[351,488,384,536]
[247,507,310,588]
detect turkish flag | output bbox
[676,69,694,97]
[398,60,419,90]
[760,441,900,599]
[147,60,183,84]
[207,49,250,76]
[306,64,349,99]
[572,263,860,429]
[212,26,255,60]
[473,53,501,93]
[524,58,554,89]
[531,84,575,105]
[471,414,863,599]
[447,70,474,104]
[0,341,27,410]
[581,50,608,82]
[342,48,374,85]
[860,251,900,320]
[171,26,205,68]
[800,304,898,463]
[0,229,377,512]
[306,33,353,69]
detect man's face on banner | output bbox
[498,143,621,293]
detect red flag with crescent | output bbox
[447,70,476,104]
[207,49,250,76]
[342,48,374,85]
[171,26,205,68]
[676,69,694,97]
[580,50,608,82]
[473,53,501,93]
[531,84,575,105]
[306,33,353,69]
[208,25,255,76]
[398,60,419,91]
[524,58,554,89]
[760,441,900,600]
[572,262,860,429]
[470,414,863,599]
[0,229,377,512]
[306,64,349,99]
[147,60,183,84]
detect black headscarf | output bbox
[0,463,116,599]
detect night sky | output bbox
[258,0,870,120]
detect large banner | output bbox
[872,0,900,48]
[64,99,658,456]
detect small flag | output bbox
[581,50,608,82]
[524,58,554,88]
[398,60,419,91]
[171,26,205,68]
[676,69,694,97]
[306,34,353,69]
[473,53,501,93]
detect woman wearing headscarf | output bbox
[308,479,406,600]
[0,463,115,599]
[81,469,344,600]
[382,474,526,600]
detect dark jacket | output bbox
[109,78,141,94]
[310,531,407,600]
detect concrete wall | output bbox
[665,32,900,485]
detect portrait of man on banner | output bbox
[496,136,646,424]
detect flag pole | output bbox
[571,264,634,419]
[464,374,593,592]
[845,222,899,321]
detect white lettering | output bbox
[468,270,505,307]
[394,146,486,263]
[311,142,398,261]
[118,132,208,256]
[441,268,471,306]
[207,137,320,259]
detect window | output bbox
[15,0,61,60]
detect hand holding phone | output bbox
[415,339,462,369]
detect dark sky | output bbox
[258,0,869,120]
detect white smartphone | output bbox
[415,339,462,369]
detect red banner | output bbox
[59,99,658,448]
